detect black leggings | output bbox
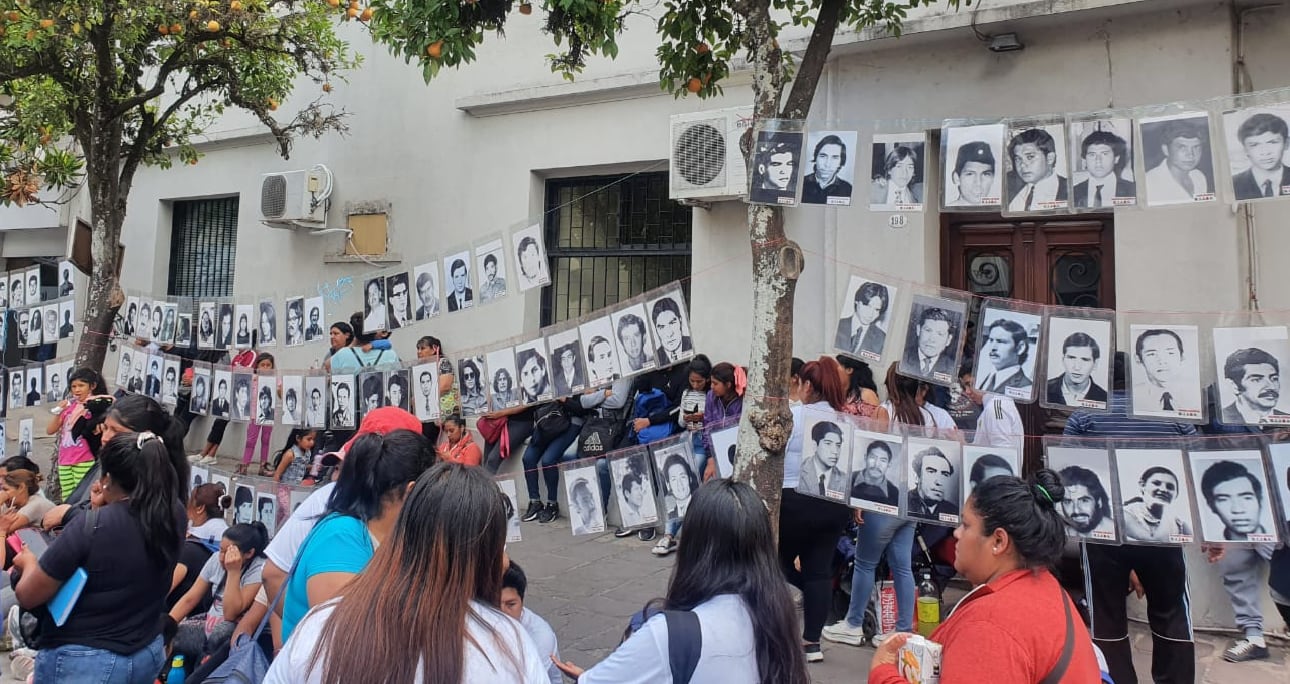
[777,488,850,643]
[206,419,229,445]
[484,419,534,475]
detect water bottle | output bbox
[167,655,185,684]
[916,571,941,637]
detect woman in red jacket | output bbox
[869,469,1101,684]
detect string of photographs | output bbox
[0,260,79,351]
[110,222,552,350]
[110,282,694,430]
[746,85,1290,212]
[836,264,1290,429]
[783,405,1290,550]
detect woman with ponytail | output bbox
[701,362,746,480]
[14,431,186,683]
[280,429,435,642]
[868,470,1100,684]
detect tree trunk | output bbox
[74,145,124,373]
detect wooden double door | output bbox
[940,215,1115,466]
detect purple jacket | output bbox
[702,390,744,454]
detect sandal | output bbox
[234,463,248,475]
[258,463,274,477]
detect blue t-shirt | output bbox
[281,513,375,642]
[328,346,402,374]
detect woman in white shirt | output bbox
[555,479,809,684]
[264,463,549,684]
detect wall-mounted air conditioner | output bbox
[669,106,753,201]
[260,165,332,225]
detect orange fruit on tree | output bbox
[686,77,702,93]
[695,42,709,54]
[38,18,52,28]
[230,0,242,10]
[189,9,199,19]
[327,0,340,6]
[346,7,357,18]
[518,2,531,14]
[206,19,220,31]
[5,11,18,21]
[359,7,372,20]
[159,23,169,34]
[267,98,278,111]
[427,40,443,59]
[322,83,333,92]
[171,23,182,34]
[24,28,34,40]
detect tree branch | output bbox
[781,0,843,120]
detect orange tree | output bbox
[0,0,359,370]
[368,0,962,517]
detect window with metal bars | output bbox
[168,196,239,298]
[541,173,693,326]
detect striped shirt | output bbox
[1064,392,1197,439]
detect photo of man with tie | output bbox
[1129,325,1203,420]
[1072,123,1137,209]
[795,418,849,503]
[833,276,894,362]
[1226,110,1290,202]
[899,294,966,385]
[973,308,1041,401]
[1005,124,1069,212]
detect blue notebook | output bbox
[48,568,88,627]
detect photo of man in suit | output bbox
[834,280,889,361]
[1006,126,1068,212]
[869,142,923,209]
[801,134,853,205]
[1230,112,1290,200]
[796,420,848,501]
[446,258,473,312]
[1131,326,1202,419]
[901,301,961,381]
[1221,347,1289,425]
[1047,332,1108,407]
[975,317,1033,396]
[849,439,899,509]
[907,446,958,523]
[1073,129,1136,209]
[413,269,439,320]
[748,131,802,206]
[650,295,693,365]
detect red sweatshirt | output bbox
[869,569,1101,684]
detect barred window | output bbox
[541,173,692,326]
[168,197,239,298]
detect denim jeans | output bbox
[35,635,165,684]
[844,512,916,632]
[523,422,581,503]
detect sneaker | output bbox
[613,527,635,538]
[637,528,657,542]
[198,455,218,466]
[537,502,560,524]
[9,647,34,681]
[1223,638,1270,662]
[821,619,866,646]
[521,501,544,523]
[651,534,677,556]
[804,643,823,663]
[187,453,205,463]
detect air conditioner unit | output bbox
[669,106,753,201]
[259,166,331,224]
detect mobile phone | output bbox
[13,528,49,558]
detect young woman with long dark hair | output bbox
[14,431,185,683]
[265,463,549,683]
[556,479,809,683]
[778,355,852,663]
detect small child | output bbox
[167,522,269,672]
[45,368,107,496]
[239,353,276,476]
[500,561,561,684]
[272,428,317,486]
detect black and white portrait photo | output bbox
[1069,118,1137,209]
[0,272,7,308]
[144,354,162,401]
[1115,448,1196,544]
[484,348,519,411]
[362,276,387,333]
[800,130,857,206]
[210,369,232,419]
[1129,324,1203,421]
[190,366,211,416]
[42,361,67,404]
[941,123,1004,208]
[653,437,699,524]
[231,371,253,422]
[748,129,804,206]
[497,478,522,544]
[795,411,850,503]
[358,370,385,417]
[41,304,58,346]
[232,304,253,348]
[256,299,277,347]
[869,134,925,212]
[230,485,255,524]
[646,290,693,367]
[474,239,508,304]
[256,493,278,538]
[385,369,411,413]
[963,445,1019,495]
[385,272,412,330]
[610,451,659,529]
[609,303,657,375]
[1045,445,1119,542]
[6,274,21,310]
[197,302,217,350]
[18,419,32,458]
[412,262,441,320]
[190,466,208,495]
[1267,443,1290,533]
[973,306,1042,402]
[547,329,586,397]
[280,374,303,426]
[1187,451,1278,544]
[1212,326,1290,426]
[1140,112,1216,206]
[1044,316,1112,411]
[708,423,739,479]
[411,362,440,421]
[848,430,903,515]
[114,349,133,393]
[24,308,42,348]
[303,297,325,343]
[564,464,606,536]
[58,260,74,298]
[284,297,305,347]
[161,357,181,408]
[217,303,235,349]
[457,355,489,415]
[24,267,40,306]
[579,315,622,387]
[58,300,76,341]
[1222,105,1290,202]
[444,252,474,313]
[1005,122,1069,213]
[174,312,192,347]
[6,370,21,414]
[330,375,356,429]
[511,223,551,293]
[899,294,967,386]
[513,341,553,405]
[304,376,328,429]
[906,437,962,525]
